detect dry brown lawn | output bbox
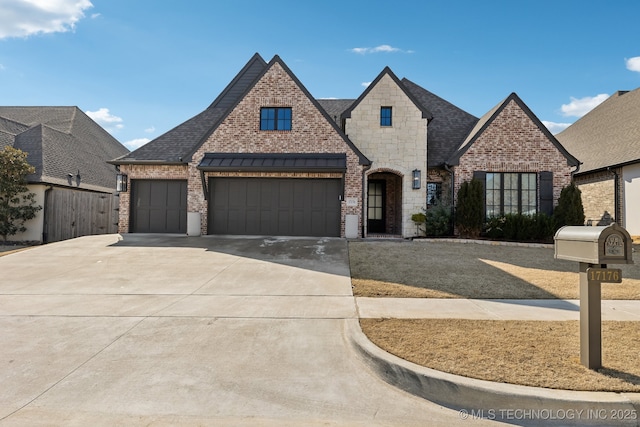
[349,240,640,299]
[361,318,640,392]
[352,240,640,392]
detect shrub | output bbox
[553,183,585,228]
[455,178,484,238]
[425,202,453,236]
[485,213,555,242]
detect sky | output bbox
[1,1,639,151]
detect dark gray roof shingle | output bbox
[0,106,129,192]
[114,53,269,164]
[401,79,479,167]
[556,88,640,174]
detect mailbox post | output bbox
[554,223,634,369]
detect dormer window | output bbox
[260,107,292,131]
[380,106,392,127]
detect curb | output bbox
[346,319,640,426]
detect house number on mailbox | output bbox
[604,234,624,257]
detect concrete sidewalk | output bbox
[357,297,640,321]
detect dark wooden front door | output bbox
[367,180,385,233]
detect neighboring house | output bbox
[0,107,129,243]
[556,88,640,237]
[111,53,578,239]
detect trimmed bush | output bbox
[485,213,556,242]
[455,178,484,238]
[553,183,585,228]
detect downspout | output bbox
[608,167,620,226]
[444,163,455,235]
[42,185,53,243]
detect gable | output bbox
[195,58,368,164]
[448,93,579,168]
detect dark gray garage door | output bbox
[209,178,341,236]
[131,180,187,233]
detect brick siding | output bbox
[454,99,573,211]
[187,62,363,237]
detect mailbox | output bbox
[554,223,634,265]
[554,223,634,370]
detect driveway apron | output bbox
[0,234,497,426]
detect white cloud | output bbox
[542,121,572,135]
[0,0,93,39]
[144,126,156,133]
[350,44,413,55]
[560,94,609,118]
[625,56,640,73]
[86,108,124,132]
[124,138,150,151]
[361,81,371,88]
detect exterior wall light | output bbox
[412,169,421,189]
[116,173,128,192]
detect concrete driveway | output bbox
[0,234,498,426]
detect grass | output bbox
[349,240,640,299]
[350,240,640,392]
[361,318,640,392]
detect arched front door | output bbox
[367,172,402,235]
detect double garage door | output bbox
[209,178,341,237]
[130,178,341,237]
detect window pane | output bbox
[427,182,442,206]
[486,173,501,217]
[380,107,392,126]
[277,108,292,130]
[260,108,276,130]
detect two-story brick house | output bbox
[111,53,579,238]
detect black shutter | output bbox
[472,171,486,219]
[539,171,553,216]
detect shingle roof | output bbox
[113,53,269,164]
[316,99,355,124]
[556,88,640,174]
[401,79,479,167]
[446,93,579,167]
[0,106,129,192]
[114,53,370,166]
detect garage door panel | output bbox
[209,178,340,237]
[131,180,187,234]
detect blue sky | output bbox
[1,1,639,150]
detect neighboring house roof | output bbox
[446,92,580,167]
[401,79,479,167]
[556,88,640,174]
[0,106,129,192]
[114,54,370,166]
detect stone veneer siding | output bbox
[187,62,363,237]
[345,73,428,237]
[454,99,573,212]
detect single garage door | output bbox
[209,178,341,236]
[131,180,187,233]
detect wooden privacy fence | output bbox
[43,187,119,243]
